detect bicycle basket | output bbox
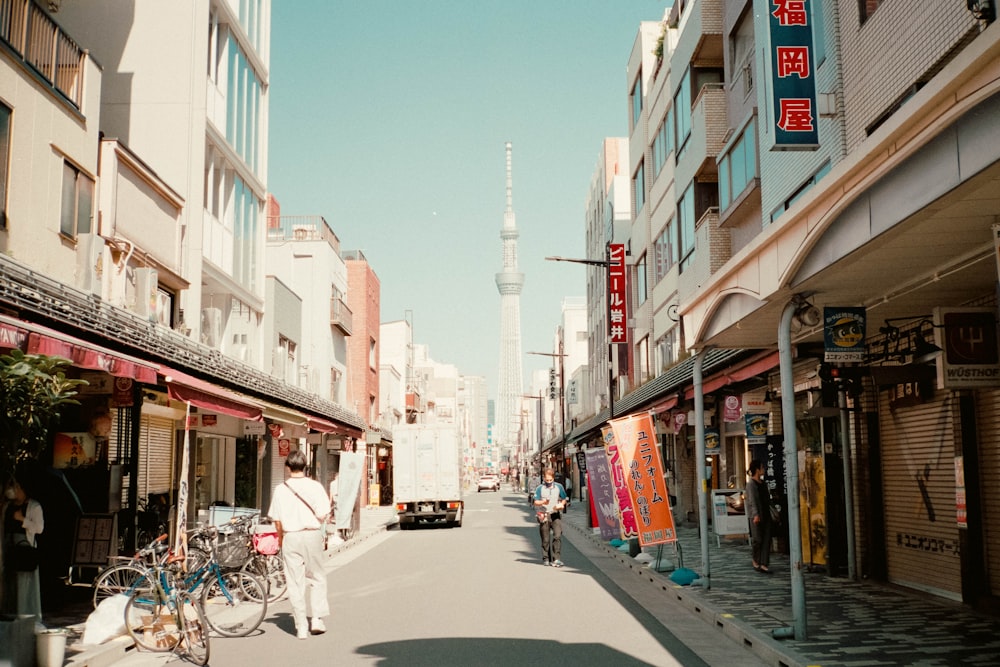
[216,533,252,567]
[252,530,280,556]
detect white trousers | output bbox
[280,530,329,628]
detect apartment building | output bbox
[0,2,366,578]
[593,0,1000,608]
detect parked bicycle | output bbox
[93,528,268,638]
[122,546,209,665]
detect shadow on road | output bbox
[355,637,661,666]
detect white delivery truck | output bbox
[393,423,464,529]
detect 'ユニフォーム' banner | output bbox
[610,413,676,546]
[602,427,638,539]
[585,448,622,541]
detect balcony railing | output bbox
[331,296,352,335]
[0,0,85,108]
[266,215,341,254]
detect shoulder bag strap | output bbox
[284,481,322,521]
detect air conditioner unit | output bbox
[132,268,159,322]
[201,308,222,348]
[76,233,105,295]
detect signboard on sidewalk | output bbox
[585,448,621,541]
[609,413,676,546]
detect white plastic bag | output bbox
[82,593,129,646]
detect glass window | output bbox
[0,104,9,228]
[635,254,647,305]
[631,74,643,129]
[654,219,676,283]
[719,154,731,211]
[678,183,696,269]
[673,69,692,155]
[813,0,827,66]
[633,160,645,214]
[60,161,94,238]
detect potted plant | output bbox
[0,350,84,665]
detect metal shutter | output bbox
[974,388,1000,595]
[878,392,962,599]
[111,412,176,502]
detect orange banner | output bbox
[610,413,676,546]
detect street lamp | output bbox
[545,249,617,421]
[528,347,567,477]
[520,392,544,489]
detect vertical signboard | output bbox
[608,243,628,344]
[610,413,676,546]
[766,0,819,150]
[602,427,638,539]
[585,448,621,541]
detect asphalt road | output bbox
[117,487,763,666]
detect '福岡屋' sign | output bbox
[767,0,819,150]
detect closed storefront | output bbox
[879,392,961,600]
[974,388,1000,597]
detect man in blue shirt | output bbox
[532,467,569,567]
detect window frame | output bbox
[60,160,94,239]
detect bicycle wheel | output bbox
[241,554,286,602]
[201,570,267,637]
[177,591,210,666]
[124,592,179,653]
[93,564,151,609]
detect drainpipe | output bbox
[690,350,710,588]
[839,387,858,581]
[773,301,807,640]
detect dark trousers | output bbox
[750,518,773,567]
[539,512,563,561]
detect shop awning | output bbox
[261,403,308,427]
[307,417,338,433]
[159,366,263,421]
[683,350,780,399]
[0,314,158,384]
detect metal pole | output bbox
[775,300,807,640]
[559,337,566,476]
[838,386,857,580]
[693,351,710,588]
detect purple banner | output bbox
[585,448,621,541]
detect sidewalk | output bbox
[560,507,1000,667]
[59,506,399,667]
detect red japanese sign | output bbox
[608,243,628,344]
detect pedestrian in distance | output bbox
[745,459,773,574]
[268,449,332,639]
[532,467,569,567]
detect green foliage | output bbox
[0,350,86,482]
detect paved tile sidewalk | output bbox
[561,506,1000,666]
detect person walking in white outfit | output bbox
[268,449,331,639]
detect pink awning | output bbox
[159,366,263,421]
[7,323,159,384]
[684,351,781,399]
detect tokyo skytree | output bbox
[495,142,524,450]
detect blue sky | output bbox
[268,1,668,399]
